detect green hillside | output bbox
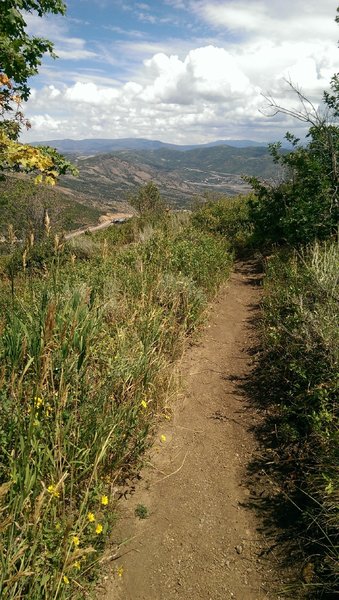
[120,145,278,175]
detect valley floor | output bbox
[97,261,290,600]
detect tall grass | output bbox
[0,215,232,598]
[257,241,338,597]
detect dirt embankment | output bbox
[97,261,287,600]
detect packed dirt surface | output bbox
[98,261,284,600]
[64,213,133,239]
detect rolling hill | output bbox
[58,143,283,208]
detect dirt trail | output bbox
[98,261,281,600]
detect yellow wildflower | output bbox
[47,484,59,498]
[117,566,124,578]
[45,403,52,417]
[101,495,109,506]
[95,523,103,534]
[160,434,166,443]
[72,536,80,547]
[55,523,61,531]
[63,575,70,585]
[73,561,81,570]
[140,400,147,409]
[87,511,95,522]
[34,396,44,408]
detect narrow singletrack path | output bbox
[99,261,281,600]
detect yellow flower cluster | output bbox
[34,396,52,417]
[35,396,44,408]
[47,484,59,498]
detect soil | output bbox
[97,261,287,600]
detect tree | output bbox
[129,181,166,216]
[247,75,339,245]
[0,0,66,101]
[0,0,76,183]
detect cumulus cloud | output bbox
[30,114,61,131]
[21,0,339,144]
[65,81,120,104]
[138,46,254,107]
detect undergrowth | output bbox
[254,242,338,598]
[0,214,232,598]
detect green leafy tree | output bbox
[0,0,66,101]
[130,181,166,216]
[0,0,77,183]
[248,78,339,245]
[247,8,339,246]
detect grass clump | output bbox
[0,214,232,598]
[134,504,149,519]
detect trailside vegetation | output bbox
[257,245,338,597]
[129,180,167,216]
[0,211,232,598]
[241,32,338,597]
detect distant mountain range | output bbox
[34,137,273,155]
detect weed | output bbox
[135,504,149,519]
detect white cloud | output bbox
[137,12,157,24]
[139,46,253,105]
[193,0,338,43]
[21,0,339,144]
[30,114,61,131]
[25,12,98,61]
[65,81,120,104]
[55,38,98,60]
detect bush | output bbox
[191,194,253,251]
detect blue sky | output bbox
[22,0,338,144]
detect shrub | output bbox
[191,194,253,251]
